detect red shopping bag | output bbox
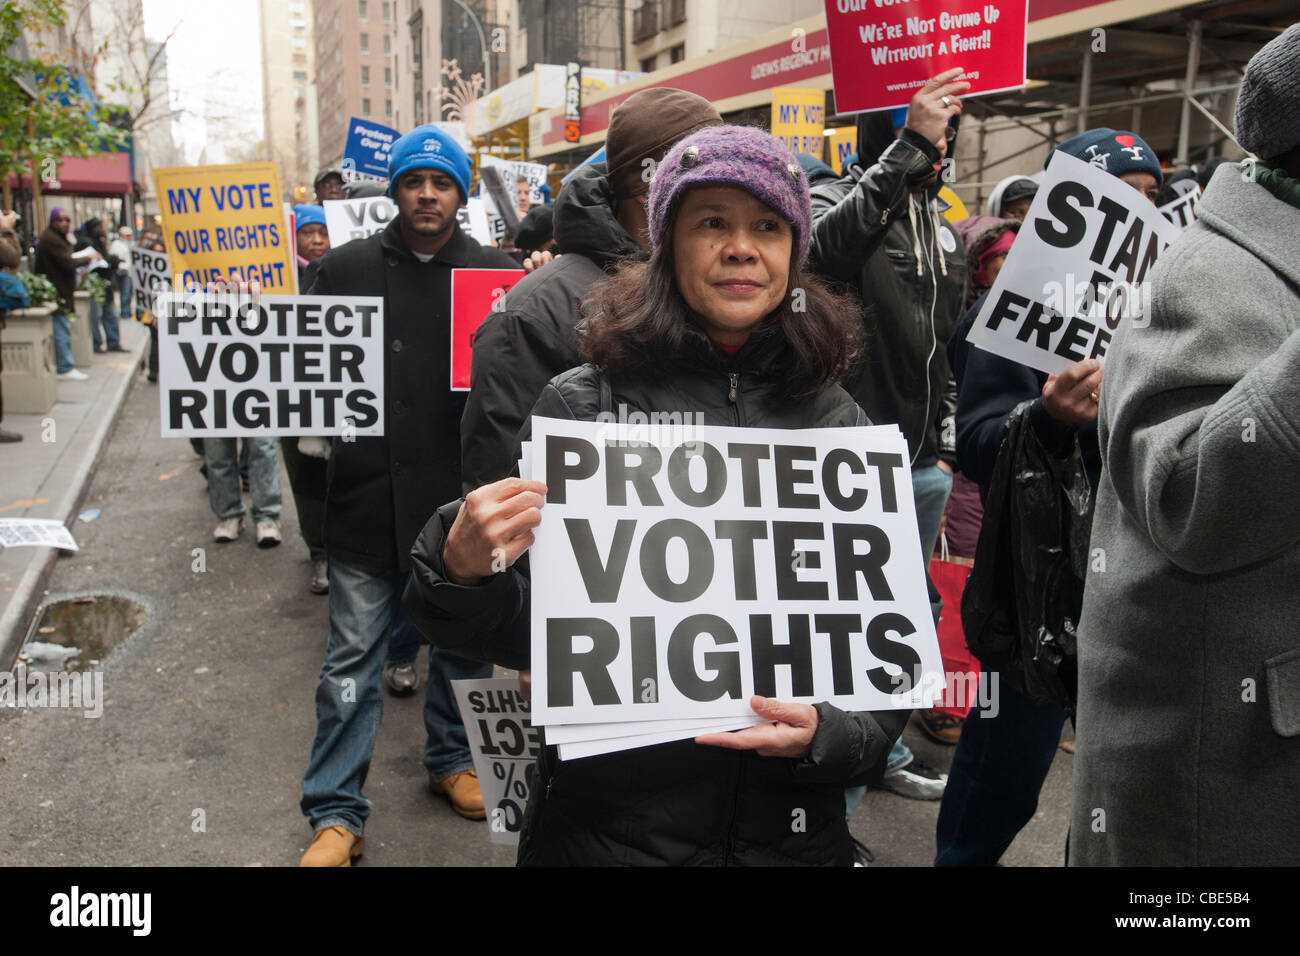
[929,536,979,719]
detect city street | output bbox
[0,367,1073,867]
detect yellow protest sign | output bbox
[770,88,826,159]
[939,186,969,224]
[825,127,857,174]
[153,163,297,293]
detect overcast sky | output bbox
[143,0,265,164]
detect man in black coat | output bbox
[299,125,519,867]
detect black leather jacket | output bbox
[404,327,910,865]
[809,125,967,470]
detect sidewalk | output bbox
[0,318,148,667]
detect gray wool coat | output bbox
[1069,163,1300,866]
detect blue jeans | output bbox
[90,293,120,350]
[934,676,1068,866]
[300,562,492,835]
[203,437,280,521]
[386,613,423,666]
[115,273,132,319]
[845,463,953,818]
[51,310,75,373]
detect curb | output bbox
[0,331,147,668]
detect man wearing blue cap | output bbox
[299,125,517,866]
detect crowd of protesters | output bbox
[5,20,1294,869]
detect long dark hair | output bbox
[580,228,863,402]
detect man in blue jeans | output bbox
[298,125,518,866]
[33,209,88,382]
[205,436,282,546]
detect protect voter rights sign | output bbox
[452,678,540,845]
[966,150,1182,376]
[526,418,945,733]
[156,291,385,438]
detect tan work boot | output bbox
[430,769,486,820]
[300,825,365,866]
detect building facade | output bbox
[260,0,320,201]
[314,0,398,170]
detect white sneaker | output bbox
[213,516,243,542]
[57,369,89,381]
[255,519,282,548]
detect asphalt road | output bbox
[0,371,1073,867]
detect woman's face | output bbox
[297,224,330,261]
[671,186,792,347]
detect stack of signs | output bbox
[453,677,541,845]
[156,291,385,437]
[341,117,398,182]
[1157,182,1201,233]
[966,150,1182,374]
[129,246,171,318]
[322,195,493,248]
[823,0,1028,112]
[520,417,943,760]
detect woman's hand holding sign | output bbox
[444,478,547,586]
[695,696,820,760]
[1042,358,1104,426]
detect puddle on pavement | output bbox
[17,595,147,673]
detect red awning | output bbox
[8,153,132,197]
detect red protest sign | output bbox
[823,0,1027,114]
[450,268,526,391]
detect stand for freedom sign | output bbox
[527,417,944,731]
[157,292,384,437]
[824,0,1027,113]
[966,150,1182,375]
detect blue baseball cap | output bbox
[1049,128,1163,188]
[386,125,471,202]
[293,204,326,231]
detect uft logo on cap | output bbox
[423,139,442,153]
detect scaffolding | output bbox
[521,0,626,72]
[945,0,1293,212]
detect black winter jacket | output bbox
[947,293,1100,503]
[459,163,644,492]
[405,327,910,865]
[809,122,967,470]
[306,220,517,572]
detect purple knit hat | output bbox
[648,125,813,265]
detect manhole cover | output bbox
[19,594,148,673]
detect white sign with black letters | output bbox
[967,151,1182,375]
[453,677,541,845]
[527,417,943,727]
[156,291,385,438]
[129,246,171,316]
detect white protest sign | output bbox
[156,292,385,437]
[528,418,943,727]
[452,678,541,844]
[129,246,171,316]
[0,519,78,551]
[323,196,494,248]
[323,196,397,247]
[967,151,1182,375]
[456,198,493,247]
[1157,183,1201,232]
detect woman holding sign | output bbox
[406,125,911,866]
